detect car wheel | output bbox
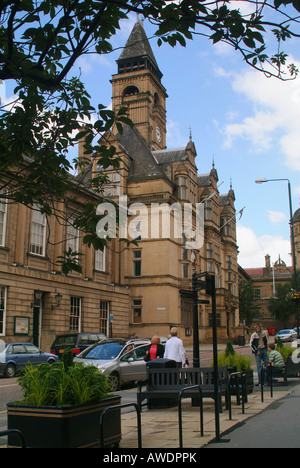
[48,359,56,365]
[5,363,16,378]
[108,372,120,392]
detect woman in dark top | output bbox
[144,336,164,361]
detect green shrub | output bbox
[274,345,295,361]
[17,360,109,407]
[216,352,252,372]
[225,341,235,357]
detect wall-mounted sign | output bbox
[14,316,30,335]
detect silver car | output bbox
[275,329,297,343]
[74,338,150,391]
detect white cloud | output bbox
[119,14,137,39]
[77,54,114,75]
[213,41,234,57]
[228,0,258,16]
[167,119,187,148]
[237,225,291,268]
[294,186,300,197]
[218,60,300,171]
[267,210,287,224]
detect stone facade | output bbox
[93,20,240,343]
[0,186,130,351]
[0,20,240,349]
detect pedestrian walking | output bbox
[164,327,186,367]
[250,323,269,385]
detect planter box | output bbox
[244,370,254,394]
[229,368,254,395]
[7,395,121,448]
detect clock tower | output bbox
[111,20,167,150]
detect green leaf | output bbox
[211,31,223,44]
[243,37,256,49]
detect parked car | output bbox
[74,338,150,391]
[146,336,169,345]
[50,332,106,359]
[293,327,300,337]
[275,329,297,343]
[0,343,58,378]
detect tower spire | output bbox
[112,20,167,149]
[117,19,162,81]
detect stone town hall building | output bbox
[0,20,239,350]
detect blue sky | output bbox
[2,10,300,269]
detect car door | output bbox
[24,344,44,365]
[118,344,148,384]
[9,344,27,372]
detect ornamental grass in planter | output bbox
[217,352,252,373]
[274,342,295,361]
[7,351,121,448]
[216,342,254,394]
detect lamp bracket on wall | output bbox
[51,292,62,311]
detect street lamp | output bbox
[255,179,268,184]
[31,290,43,308]
[255,178,299,337]
[51,292,63,311]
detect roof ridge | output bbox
[153,147,186,154]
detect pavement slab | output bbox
[119,382,296,449]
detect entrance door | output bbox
[32,305,40,347]
[32,291,44,348]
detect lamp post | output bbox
[255,178,299,337]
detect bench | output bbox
[137,366,230,413]
[267,355,300,385]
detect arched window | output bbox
[123,86,139,97]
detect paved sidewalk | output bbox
[119,381,297,449]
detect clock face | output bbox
[156,125,161,142]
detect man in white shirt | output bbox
[164,327,186,367]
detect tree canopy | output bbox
[1,0,300,272]
[239,279,262,325]
[269,271,300,323]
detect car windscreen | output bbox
[79,334,105,345]
[53,335,77,346]
[79,342,124,360]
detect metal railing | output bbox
[260,366,276,402]
[178,385,204,448]
[99,402,142,448]
[228,372,247,420]
[0,429,27,448]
